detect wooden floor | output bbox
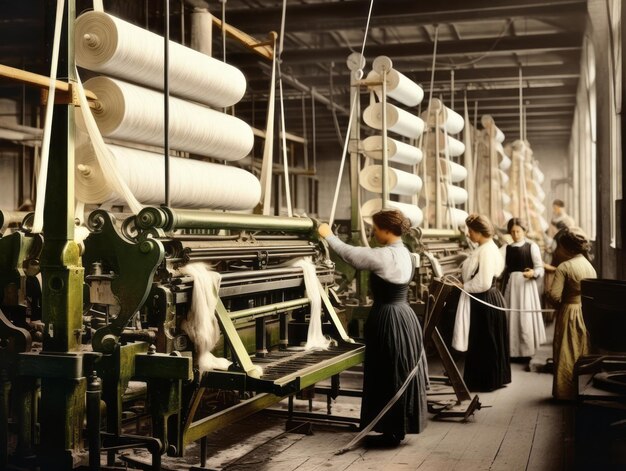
[141,326,578,471]
[190,362,573,471]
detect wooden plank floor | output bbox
[143,337,575,471]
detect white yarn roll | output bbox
[359,165,422,196]
[503,210,513,223]
[445,184,468,205]
[82,77,253,161]
[446,207,469,227]
[444,107,464,135]
[481,115,505,143]
[366,69,424,107]
[539,215,549,232]
[76,143,261,210]
[534,181,546,201]
[439,158,467,183]
[363,103,424,139]
[361,198,423,227]
[75,11,246,108]
[499,153,512,171]
[495,127,505,143]
[498,169,509,186]
[502,192,511,206]
[423,99,464,135]
[361,135,423,166]
[528,194,546,214]
[533,165,545,183]
[447,135,466,157]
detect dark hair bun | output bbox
[372,209,411,236]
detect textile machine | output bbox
[1,205,364,469]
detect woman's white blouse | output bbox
[461,239,505,293]
[325,235,412,284]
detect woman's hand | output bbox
[523,268,534,279]
[318,223,333,239]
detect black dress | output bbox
[360,272,428,438]
[463,278,512,391]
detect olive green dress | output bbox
[548,254,597,400]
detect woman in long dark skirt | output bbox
[318,210,427,447]
[452,213,511,392]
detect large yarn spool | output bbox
[532,165,545,184]
[359,165,423,196]
[481,115,505,143]
[363,103,424,139]
[361,198,423,227]
[503,210,513,223]
[445,184,468,205]
[425,99,464,134]
[438,158,467,183]
[424,132,465,157]
[501,192,511,206]
[534,181,546,201]
[75,11,246,108]
[81,77,253,161]
[366,69,424,107]
[446,207,469,227]
[498,169,509,186]
[361,135,423,166]
[76,143,261,210]
[499,152,512,171]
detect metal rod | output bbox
[229,298,310,321]
[381,67,389,209]
[138,206,315,233]
[164,0,171,207]
[87,372,102,471]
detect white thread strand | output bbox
[442,275,555,313]
[75,69,143,213]
[180,264,232,373]
[32,0,65,234]
[329,92,359,226]
[291,259,331,351]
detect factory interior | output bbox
[0,0,625,469]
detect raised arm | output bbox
[325,235,385,273]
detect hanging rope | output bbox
[260,34,277,215]
[32,0,65,234]
[277,0,293,216]
[327,0,375,226]
[427,25,440,108]
[329,93,359,225]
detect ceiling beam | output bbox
[228,32,582,67]
[224,0,587,35]
[247,62,581,90]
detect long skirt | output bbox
[553,303,588,400]
[464,288,512,392]
[504,272,546,357]
[361,302,428,438]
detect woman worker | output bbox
[318,209,427,446]
[453,213,511,392]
